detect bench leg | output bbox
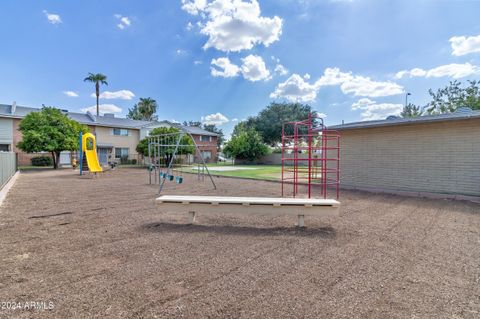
[297,215,305,227]
[188,211,196,224]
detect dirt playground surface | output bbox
[0,168,479,318]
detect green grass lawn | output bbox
[18,166,55,170]
[187,164,282,181]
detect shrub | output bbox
[223,128,269,161]
[31,156,53,167]
[131,159,137,165]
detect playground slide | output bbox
[81,132,103,173]
[85,147,103,173]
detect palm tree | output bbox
[138,97,158,121]
[84,73,108,116]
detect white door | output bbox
[59,151,71,166]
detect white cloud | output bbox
[231,118,238,122]
[316,112,327,118]
[270,74,318,102]
[182,0,282,52]
[81,104,122,114]
[43,10,62,25]
[240,55,270,81]
[351,98,403,121]
[115,14,131,30]
[194,60,203,65]
[314,68,403,97]
[426,63,479,79]
[450,35,480,56]
[339,75,403,97]
[176,49,188,56]
[274,64,288,76]
[395,63,480,79]
[186,21,194,31]
[314,67,352,86]
[90,90,135,100]
[210,57,241,77]
[395,68,427,79]
[351,98,375,110]
[271,67,404,102]
[181,0,208,15]
[63,91,79,97]
[211,55,271,81]
[201,112,229,125]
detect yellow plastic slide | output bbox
[82,132,103,173]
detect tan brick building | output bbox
[330,109,480,198]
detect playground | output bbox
[1,168,479,318]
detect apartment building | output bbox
[0,103,219,166]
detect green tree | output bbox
[426,80,480,114]
[84,73,108,116]
[17,107,87,169]
[464,80,480,110]
[232,102,316,146]
[183,120,202,127]
[136,127,195,165]
[400,103,422,118]
[223,128,269,161]
[127,97,158,121]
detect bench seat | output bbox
[156,195,340,226]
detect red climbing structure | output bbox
[281,113,340,199]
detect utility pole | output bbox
[405,92,411,107]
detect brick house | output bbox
[0,103,219,166]
[140,121,219,163]
[329,108,480,198]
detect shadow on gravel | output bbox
[141,222,336,238]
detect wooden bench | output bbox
[156,195,340,227]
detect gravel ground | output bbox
[0,168,479,319]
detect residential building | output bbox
[0,103,219,166]
[329,108,480,198]
[140,121,219,162]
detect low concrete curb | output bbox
[0,171,20,208]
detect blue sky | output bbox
[1,0,480,137]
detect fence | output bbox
[0,152,17,189]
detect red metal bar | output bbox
[281,113,340,200]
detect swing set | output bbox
[147,128,216,194]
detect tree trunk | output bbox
[52,152,58,169]
[96,82,100,116]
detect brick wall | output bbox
[338,118,480,197]
[192,135,218,163]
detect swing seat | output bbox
[168,175,174,181]
[176,176,183,184]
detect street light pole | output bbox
[405,92,411,107]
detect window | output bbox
[115,148,129,159]
[201,151,212,160]
[200,135,211,142]
[0,144,10,152]
[113,128,129,136]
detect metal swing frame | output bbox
[147,129,217,194]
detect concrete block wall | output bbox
[338,119,480,197]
